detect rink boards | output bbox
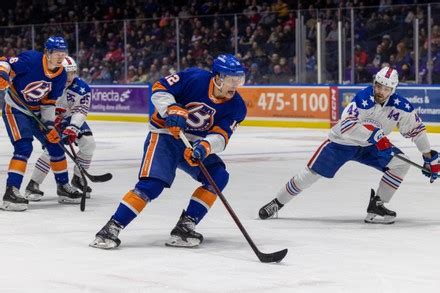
[1,84,439,132]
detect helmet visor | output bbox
[221,74,245,87]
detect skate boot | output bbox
[71,174,92,198]
[89,218,123,249]
[57,183,82,204]
[24,180,44,201]
[1,186,29,211]
[166,210,203,248]
[259,198,284,220]
[364,189,396,224]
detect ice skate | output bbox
[90,218,123,249]
[57,183,82,204]
[71,174,92,198]
[364,189,396,224]
[166,210,203,248]
[258,198,284,220]
[24,180,44,201]
[1,186,29,211]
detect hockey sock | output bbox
[31,152,50,185]
[50,156,68,185]
[7,156,28,188]
[277,167,321,205]
[74,135,95,177]
[73,151,92,178]
[113,190,147,227]
[186,187,217,224]
[377,157,410,202]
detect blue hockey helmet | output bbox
[212,54,245,77]
[44,36,68,51]
[212,54,245,88]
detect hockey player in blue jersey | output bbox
[259,66,439,224]
[90,54,247,249]
[24,56,95,201]
[0,36,82,211]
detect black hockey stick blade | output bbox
[257,248,288,263]
[83,170,113,183]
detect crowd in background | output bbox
[0,0,439,84]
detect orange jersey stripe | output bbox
[42,54,64,79]
[40,96,56,105]
[140,133,159,178]
[50,159,67,172]
[152,81,167,92]
[209,126,229,145]
[5,104,21,141]
[122,190,147,214]
[192,186,217,208]
[151,111,166,128]
[8,159,27,174]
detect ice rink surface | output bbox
[0,121,439,293]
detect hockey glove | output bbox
[367,128,391,151]
[165,103,188,139]
[44,122,61,144]
[62,124,80,144]
[0,68,9,90]
[54,108,67,130]
[184,140,211,167]
[422,150,440,183]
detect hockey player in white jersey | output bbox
[259,66,439,224]
[25,56,95,200]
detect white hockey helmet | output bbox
[62,56,77,72]
[374,66,399,95]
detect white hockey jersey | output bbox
[56,77,91,128]
[329,86,430,153]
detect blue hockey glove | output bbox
[165,103,188,139]
[422,150,439,183]
[184,140,211,167]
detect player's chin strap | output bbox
[179,131,288,263]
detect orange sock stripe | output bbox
[5,104,21,141]
[140,133,159,178]
[8,159,27,174]
[191,187,217,209]
[122,191,147,214]
[50,159,67,173]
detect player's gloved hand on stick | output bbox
[184,140,211,167]
[44,121,61,144]
[62,124,80,144]
[366,126,397,160]
[165,103,188,139]
[0,69,9,90]
[422,150,439,183]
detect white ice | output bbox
[0,121,439,293]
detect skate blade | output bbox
[165,236,201,248]
[0,201,28,211]
[58,196,81,204]
[24,192,43,202]
[364,213,395,224]
[89,237,119,249]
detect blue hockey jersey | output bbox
[150,67,247,149]
[1,50,66,114]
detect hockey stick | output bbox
[68,143,112,183]
[393,153,431,174]
[180,132,288,263]
[7,89,89,211]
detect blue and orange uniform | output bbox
[91,54,247,249]
[0,50,68,193]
